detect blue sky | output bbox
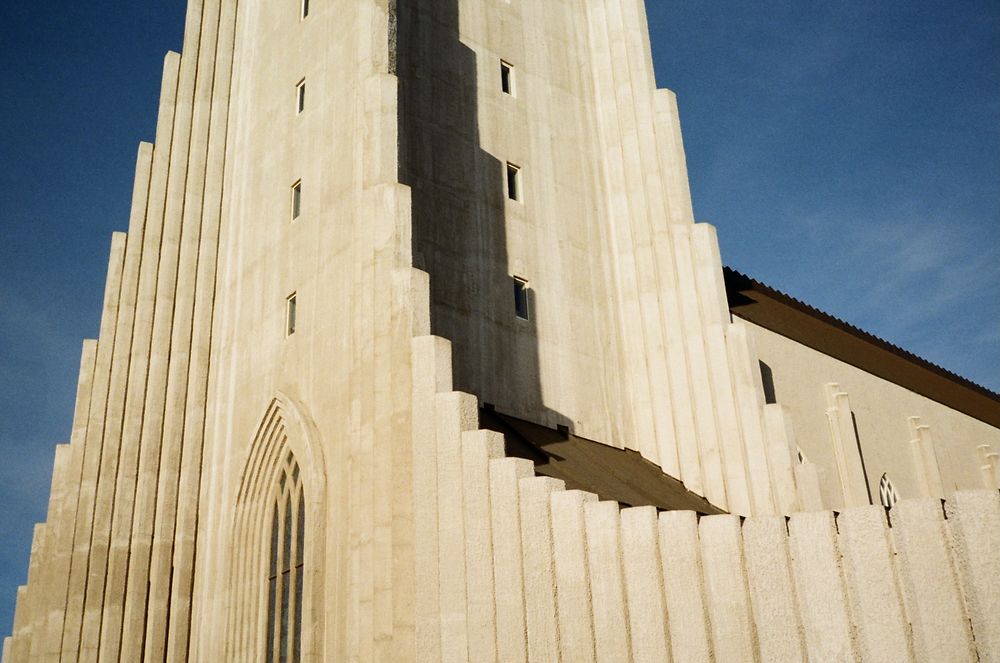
[1,0,997,638]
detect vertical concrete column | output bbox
[659,511,711,662]
[794,462,825,512]
[99,51,181,663]
[947,490,1000,662]
[584,500,631,663]
[551,490,597,663]
[2,635,10,663]
[824,384,869,508]
[584,0,659,462]
[837,506,912,661]
[411,335,451,663]
[907,417,945,498]
[60,232,127,662]
[39,340,97,662]
[620,506,669,663]
[762,405,801,514]
[489,457,534,663]
[892,498,975,661]
[9,587,27,663]
[977,445,1000,489]
[699,514,756,661]
[119,0,207,652]
[79,142,154,663]
[727,322,777,515]
[743,516,804,662]
[652,90,695,226]
[434,391,477,662]
[519,476,564,662]
[461,430,504,663]
[669,223,725,507]
[787,511,856,662]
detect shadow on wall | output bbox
[395,0,572,436]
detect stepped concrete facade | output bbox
[4,0,1000,661]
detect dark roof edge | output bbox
[723,267,1000,428]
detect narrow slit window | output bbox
[291,180,302,220]
[301,0,309,19]
[500,60,514,95]
[296,79,306,114]
[513,277,529,320]
[286,293,297,336]
[506,163,521,202]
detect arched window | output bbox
[878,473,899,509]
[266,452,305,663]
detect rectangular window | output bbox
[296,79,306,114]
[291,180,302,220]
[286,293,297,336]
[506,163,520,202]
[301,0,309,19]
[500,60,514,96]
[513,277,529,320]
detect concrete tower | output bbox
[5,0,1000,661]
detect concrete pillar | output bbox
[946,490,1000,662]
[743,516,804,662]
[824,384,869,508]
[519,476,564,662]
[551,490,597,663]
[762,404,800,514]
[99,52,181,663]
[60,232,128,662]
[699,514,756,661]
[907,417,945,499]
[489,457,534,663]
[794,461,825,512]
[837,505,912,661]
[584,500,631,663]
[977,445,1000,489]
[620,506,669,663]
[893,498,975,661]
[461,430,504,663]
[658,510,711,663]
[435,391,477,662]
[788,511,856,662]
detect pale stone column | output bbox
[620,506,669,663]
[489,457,533,663]
[659,511,711,662]
[838,505,912,661]
[824,383,870,508]
[551,490,597,663]
[893,498,975,662]
[907,416,945,498]
[699,514,756,661]
[584,500,631,662]
[519,476,564,662]
[743,516,805,661]
[762,404,801,514]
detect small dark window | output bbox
[500,60,514,95]
[513,277,529,320]
[301,0,309,19]
[291,181,302,220]
[506,163,520,202]
[296,79,306,114]
[286,293,297,336]
[758,360,776,404]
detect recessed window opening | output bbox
[878,473,899,509]
[266,453,305,662]
[286,293,297,336]
[296,79,306,114]
[301,0,309,19]
[291,180,302,220]
[506,163,521,202]
[500,60,514,95]
[513,277,529,320]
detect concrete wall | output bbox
[746,319,1000,510]
[409,325,1000,662]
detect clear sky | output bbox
[1,0,997,638]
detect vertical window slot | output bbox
[513,277,529,320]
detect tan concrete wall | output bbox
[745,318,1000,510]
[412,325,1000,663]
